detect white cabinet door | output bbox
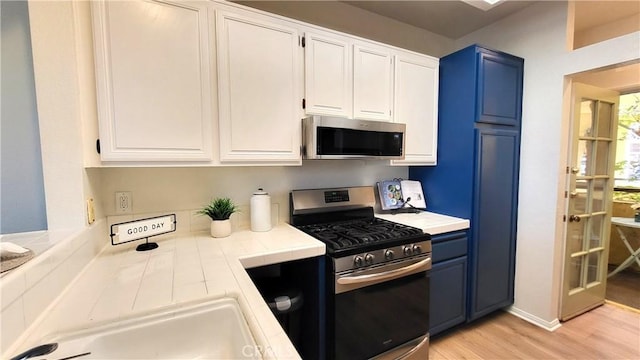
[216,10,302,164]
[304,31,352,118]
[92,0,213,161]
[391,52,439,165]
[353,43,393,121]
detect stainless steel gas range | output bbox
[290,186,431,360]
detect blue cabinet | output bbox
[471,128,519,320]
[411,44,523,327]
[430,231,467,336]
[476,51,523,126]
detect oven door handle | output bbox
[337,257,431,285]
[397,335,429,360]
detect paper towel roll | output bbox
[251,188,272,232]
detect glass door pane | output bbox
[591,179,606,212]
[595,141,610,175]
[568,221,586,255]
[589,214,604,249]
[569,258,583,291]
[579,100,595,137]
[587,252,600,285]
[577,140,592,176]
[596,102,613,137]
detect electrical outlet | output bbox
[115,191,132,214]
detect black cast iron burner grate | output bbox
[296,217,424,254]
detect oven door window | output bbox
[333,271,429,359]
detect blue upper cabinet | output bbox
[476,49,523,126]
[410,44,523,327]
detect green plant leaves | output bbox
[198,197,238,220]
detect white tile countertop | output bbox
[5,211,468,359]
[376,211,470,235]
[8,224,325,360]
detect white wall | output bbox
[456,1,640,327]
[28,1,88,231]
[97,161,407,223]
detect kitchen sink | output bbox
[26,297,261,359]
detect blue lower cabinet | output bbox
[430,256,467,336]
[430,231,468,336]
[468,128,519,321]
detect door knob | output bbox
[568,215,581,222]
[570,167,580,174]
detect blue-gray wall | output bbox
[1,1,47,233]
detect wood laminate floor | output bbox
[606,268,640,310]
[430,304,640,359]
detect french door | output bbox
[560,82,619,321]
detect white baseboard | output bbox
[506,306,562,331]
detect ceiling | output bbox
[572,62,640,93]
[341,1,536,39]
[236,1,639,40]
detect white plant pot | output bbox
[210,219,231,238]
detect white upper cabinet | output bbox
[353,43,394,121]
[92,0,213,161]
[304,31,352,118]
[391,52,439,165]
[304,33,393,121]
[88,1,437,166]
[216,10,302,164]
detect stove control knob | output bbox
[412,244,422,255]
[354,255,364,267]
[403,245,413,256]
[365,253,375,265]
[384,249,395,260]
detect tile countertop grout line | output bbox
[233,291,278,359]
[0,228,84,284]
[3,238,114,358]
[198,231,306,358]
[3,213,469,360]
[83,248,134,321]
[191,232,304,359]
[228,273,282,358]
[92,241,154,319]
[128,249,154,313]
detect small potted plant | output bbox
[199,197,238,238]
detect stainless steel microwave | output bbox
[302,116,406,160]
